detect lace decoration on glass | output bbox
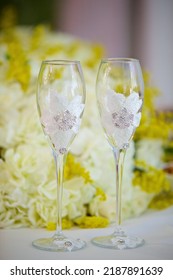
[102,89,142,149]
[41,90,84,155]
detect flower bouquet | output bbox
[0,25,172,230]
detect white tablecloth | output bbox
[0,207,173,260]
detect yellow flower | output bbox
[84,43,104,68]
[92,44,105,59]
[74,216,109,228]
[4,30,31,91]
[149,191,173,210]
[133,160,170,194]
[67,41,81,57]
[163,141,173,162]
[95,187,107,201]
[46,222,56,231]
[135,116,172,140]
[134,73,172,141]
[30,25,46,51]
[64,153,93,184]
[46,218,73,231]
[43,44,64,58]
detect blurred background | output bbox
[0,0,172,110]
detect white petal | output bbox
[101,110,114,135]
[41,109,52,125]
[72,118,81,133]
[41,111,57,134]
[133,112,141,127]
[49,91,68,113]
[52,130,74,152]
[106,89,125,113]
[126,91,142,113]
[68,96,85,117]
[113,126,134,148]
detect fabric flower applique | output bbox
[41,90,85,155]
[101,89,142,149]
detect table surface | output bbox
[0,207,173,260]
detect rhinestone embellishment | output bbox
[112,107,134,129]
[64,241,73,247]
[54,110,77,131]
[59,148,67,154]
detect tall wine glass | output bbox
[92,58,144,249]
[32,60,86,251]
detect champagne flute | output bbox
[32,60,86,252]
[92,58,144,249]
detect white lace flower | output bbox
[41,91,84,155]
[101,89,142,149]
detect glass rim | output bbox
[42,59,81,65]
[101,57,140,63]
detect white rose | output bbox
[136,139,163,168]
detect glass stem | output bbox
[113,147,126,231]
[53,150,65,236]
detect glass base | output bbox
[91,228,144,250]
[32,233,86,252]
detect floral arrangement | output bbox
[0,23,173,230]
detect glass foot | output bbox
[91,228,144,250]
[32,233,86,252]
